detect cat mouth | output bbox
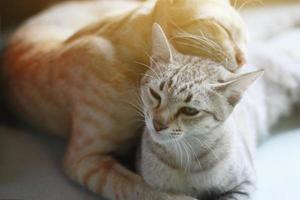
[148,129,183,144]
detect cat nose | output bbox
[153,119,168,132]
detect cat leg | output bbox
[63,115,197,200]
[63,135,197,200]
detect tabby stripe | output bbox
[184,94,193,103]
[168,79,173,88]
[75,119,125,145]
[27,63,62,109]
[78,113,112,133]
[178,86,187,94]
[76,152,104,166]
[80,97,119,122]
[148,140,179,170]
[83,158,116,192]
[159,81,165,91]
[188,84,194,89]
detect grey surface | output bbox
[254,128,300,200]
[1,123,300,200]
[0,126,100,200]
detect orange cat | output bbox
[3,0,247,199]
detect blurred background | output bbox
[0,0,300,200]
[1,0,300,29]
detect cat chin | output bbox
[147,130,183,145]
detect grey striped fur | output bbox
[138,23,300,200]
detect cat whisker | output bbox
[116,35,162,80]
[174,33,221,52]
[178,40,231,68]
[174,139,183,169]
[129,83,145,107]
[127,102,143,113]
[171,139,178,159]
[169,21,232,64]
[176,140,185,171]
[190,135,219,162]
[144,50,164,74]
[180,36,229,60]
[123,101,145,117]
[135,61,162,80]
[233,0,238,9]
[142,50,164,78]
[138,73,157,80]
[132,118,146,123]
[183,137,203,171]
[237,0,264,11]
[175,41,220,62]
[179,139,191,173]
[177,139,184,169]
[169,22,223,52]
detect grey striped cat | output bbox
[137,24,300,200]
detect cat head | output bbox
[140,24,263,144]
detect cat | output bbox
[3,0,248,200]
[137,21,300,200]
[137,23,263,200]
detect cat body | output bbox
[137,23,300,199]
[4,0,245,137]
[139,67,263,199]
[3,0,247,200]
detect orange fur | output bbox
[3,0,247,199]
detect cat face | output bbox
[140,24,263,144]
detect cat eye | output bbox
[180,107,200,116]
[149,87,161,106]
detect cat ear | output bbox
[215,70,264,107]
[152,23,173,63]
